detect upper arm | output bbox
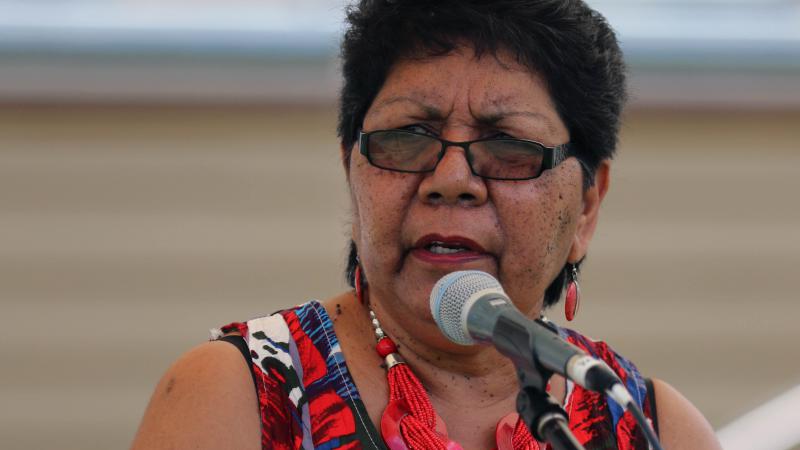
[652,378,721,450]
[130,340,261,450]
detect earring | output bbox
[564,264,581,321]
[354,263,367,305]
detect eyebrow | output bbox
[475,110,551,128]
[371,95,447,120]
[371,95,555,131]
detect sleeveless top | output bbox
[214,301,656,450]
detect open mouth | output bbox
[412,235,487,262]
[426,241,472,255]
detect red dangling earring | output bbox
[565,264,581,321]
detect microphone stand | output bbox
[492,317,586,450]
[516,368,585,450]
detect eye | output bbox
[485,131,517,140]
[401,124,437,136]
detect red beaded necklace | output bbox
[355,267,543,450]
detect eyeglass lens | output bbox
[366,130,546,180]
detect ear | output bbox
[342,141,359,241]
[341,142,352,181]
[567,160,610,263]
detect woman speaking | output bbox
[131,1,721,448]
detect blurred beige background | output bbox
[3,104,799,450]
[1,1,800,449]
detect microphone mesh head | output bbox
[429,270,502,345]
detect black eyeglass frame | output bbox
[358,129,570,181]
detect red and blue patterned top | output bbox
[217,301,655,450]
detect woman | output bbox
[131,1,721,449]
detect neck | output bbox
[366,292,522,408]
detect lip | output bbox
[411,234,490,266]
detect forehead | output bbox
[365,47,566,139]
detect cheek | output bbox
[491,166,582,301]
[349,161,418,269]
[495,185,559,268]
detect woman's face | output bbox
[347,46,605,339]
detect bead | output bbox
[372,318,381,329]
[376,337,398,357]
[375,329,385,340]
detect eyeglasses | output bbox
[358,129,569,181]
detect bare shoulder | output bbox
[652,378,722,450]
[130,339,260,450]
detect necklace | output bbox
[367,308,542,450]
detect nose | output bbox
[417,145,488,206]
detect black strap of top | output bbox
[219,334,259,390]
[644,377,660,437]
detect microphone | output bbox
[429,270,633,406]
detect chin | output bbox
[406,314,484,355]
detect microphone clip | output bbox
[514,365,587,450]
[496,315,586,450]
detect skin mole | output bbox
[164,377,176,396]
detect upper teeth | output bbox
[429,242,466,254]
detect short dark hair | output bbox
[339,0,626,308]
